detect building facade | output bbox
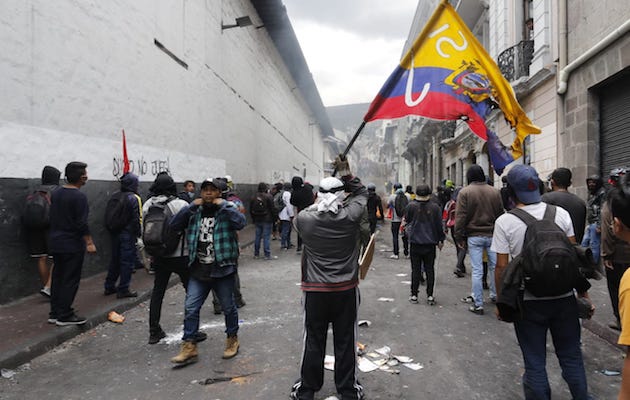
[392,0,629,197]
[0,0,334,303]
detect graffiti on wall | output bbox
[112,156,171,179]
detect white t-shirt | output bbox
[491,202,575,300]
[491,202,574,258]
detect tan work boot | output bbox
[222,334,239,359]
[171,341,198,365]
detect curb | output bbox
[0,235,255,370]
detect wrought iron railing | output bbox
[497,40,534,82]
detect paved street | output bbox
[0,222,625,399]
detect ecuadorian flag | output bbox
[364,0,540,174]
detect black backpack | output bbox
[394,192,409,217]
[251,195,268,217]
[23,191,51,229]
[273,191,285,214]
[104,191,130,233]
[510,205,580,297]
[142,197,182,257]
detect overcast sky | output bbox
[283,0,418,107]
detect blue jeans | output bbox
[467,236,496,307]
[581,223,601,265]
[182,273,238,341]
[281,220,293,249]
[514,296,590,400]
[105,230,136,293]
[254,222,272,257]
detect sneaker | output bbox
[390,254,399,259]
[427,296,436,306]
[148,329,167,344]
[461,295,474,303]
[454,270,465,278]
[117,290,138,299]
[213,307,222,315]
[409,295,419,304]
[56,314,87,326]
[223,334,239,359]
[296,246,302,252]
[609,321,622,331]
[148,267,156,275]
[40,287,51,298]
[489,296,497,304]
[264,255,278,260]
[47,317,57,324]
[253,255,260,259]
[195,331,208,343]
[469,305,484,315]
[236,299,246,308]
[104,288,117,296]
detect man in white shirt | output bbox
[492,164,593,400]
[279,182,295,250]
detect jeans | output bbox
[281,219,293,249]
[105,230,136,293]
[514,296,590,400]
[254,222,272,257]
[410,244,436,297]
[467,236,496,307]
[391,221,401,256]
[581,223,601,265]
[183,273,238,341]
[149,256,189,334]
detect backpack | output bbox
[273,191,285,214]
[510,205,581,297]
[394,192,409,217]
[23,191,51,229]
[104,191,130,233]
[142,197,182,257]
[251,195,267,217]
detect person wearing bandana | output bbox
[290,155,369,400]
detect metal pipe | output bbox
[557,19,630,94]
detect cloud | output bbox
[284,1,417,106]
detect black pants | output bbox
[50,252,85,320]
[296,288,363,400]
[391,221,401,255]
[410,244,436,298]
[368,217,377,234]
[212,271,244,311]
[402,232,409,256]
[450,227,466,272]
[607,262,630,321]
[149,256,189,334]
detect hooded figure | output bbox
[40,166,61,192]
[150,172,177,197]
[466,165,486,184]
[290,176,315,211]
[121,172,139,194]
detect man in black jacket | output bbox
[250,182,277,260]
[290,176,315,252]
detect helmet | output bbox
[393,183,403,190]
[609,167,628,187]
[367,183,376,191]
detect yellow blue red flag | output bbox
[364,0,541,174]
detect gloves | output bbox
[333,154,351,177]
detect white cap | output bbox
[319,177,344,193]
[225,175,232,182]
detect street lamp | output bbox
[221,16,253,31]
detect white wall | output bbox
[0,0,326,184]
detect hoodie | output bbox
[290,176,315,211]
[39,165,61,193]
[120,173,142,236]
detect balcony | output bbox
[497,40,534,82]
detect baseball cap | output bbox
[319,177,344,193]
[507,164,541,205]
[416,184,432,201]
[200,178,228,192]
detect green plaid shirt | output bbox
[172,201,246,267]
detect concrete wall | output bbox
[0,0,327,303]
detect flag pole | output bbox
[332,120,366,176]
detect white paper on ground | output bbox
[358,320,372,327]
[377,297,395,302]
[393,355,413,363]
[396,273,408,277]
[358,356,380,372]
[403,363,424,371]
[374,346,391,356]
